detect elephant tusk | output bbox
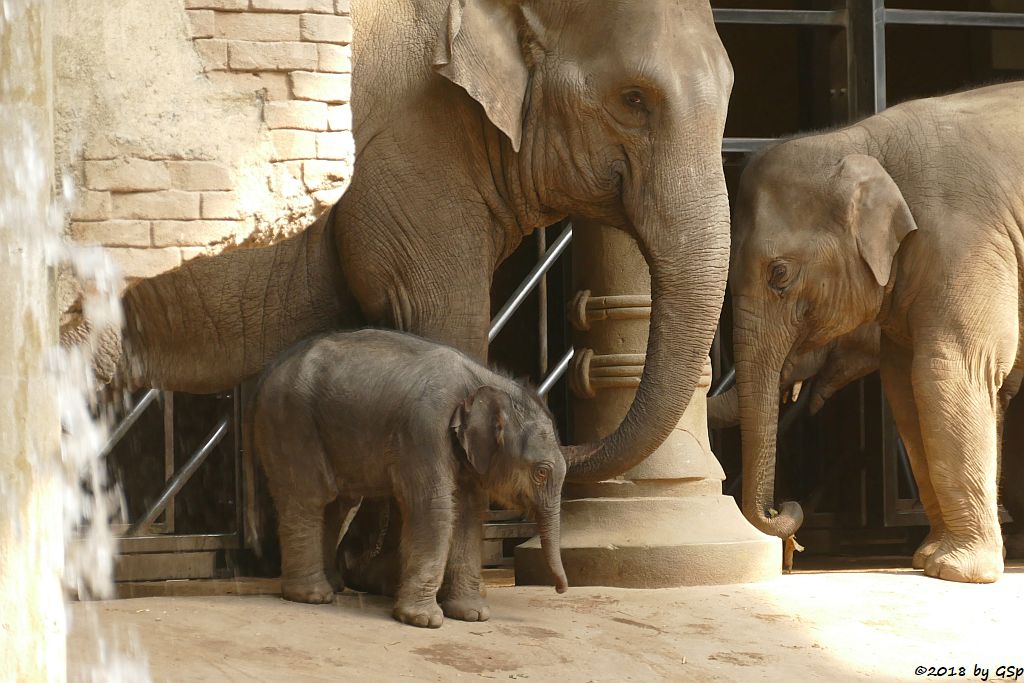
[791,380,803,402]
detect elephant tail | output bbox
[121,204,364,393]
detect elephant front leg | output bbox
[879,342,946,569]
[278,501,336,604]
[392,491,455,628]
[913,351,1004,583]
[439,478,489,622]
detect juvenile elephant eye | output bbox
[532,464,551,485]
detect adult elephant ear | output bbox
[433,0,531,152]
[836,154,919,287]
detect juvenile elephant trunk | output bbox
[537,504,568,593]
[565,139,731,482]
[733,302,803,539]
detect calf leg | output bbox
[279,500,336,603]
[439,477,489,622]
[392,490,455,628]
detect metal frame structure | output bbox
[105,1,1024,576]
[108,388,242,577]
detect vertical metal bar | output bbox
[233,388,244,550]
[537,227,549,379]
[847,0,887,119]
[162,391,175,533]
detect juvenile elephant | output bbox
[728,81,1024,583]
[251,329,568,628]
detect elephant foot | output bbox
[393,600,444,628]
[1004,532,1024,560]
[324,567,344,593]
[923,539,1003,584]
[911,530,945,570]
[281,573,336,604]
[441,594,491,622]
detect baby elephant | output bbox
[251,328,568,627]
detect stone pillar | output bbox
[516,221,778,588]
[0,1,66,678]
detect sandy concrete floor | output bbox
[70,566,1024,683]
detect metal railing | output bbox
[488,223,575,397]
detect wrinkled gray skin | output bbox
[252,329,568,628]
[91,0,733,592]
[729,81,1024,583]
[708,322,880,429]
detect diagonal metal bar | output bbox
[489,225,573,342]
[127,415,230,536]
[709,367,736,398]
[538,348,573,398]
[99,388,159,458]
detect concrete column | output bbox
[516,221,778,588]
[1,1,66,679]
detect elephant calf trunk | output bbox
[538,508,568,594]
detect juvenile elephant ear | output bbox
[836,154,919,287]
[433,0,531,152]
[450,386,511,476]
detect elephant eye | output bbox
[532,464,551,485]
[768,262,791,293]
[622,89,648,112]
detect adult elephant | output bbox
[118,0,734,587]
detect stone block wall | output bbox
[59,0,353,282]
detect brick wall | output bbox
[62,0,353,282]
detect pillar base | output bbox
[515,491,780,588]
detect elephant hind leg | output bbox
[880,341,945,569]
[279,500,336,604]
[913,349,1005,583]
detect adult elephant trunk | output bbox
[707,387,740,429]
[733,298,803,538]
[566,137,731,482]
[537,503,568,593]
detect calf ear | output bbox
[450,386,510,476]
[835,154,918,287]
[433,0,530,152]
